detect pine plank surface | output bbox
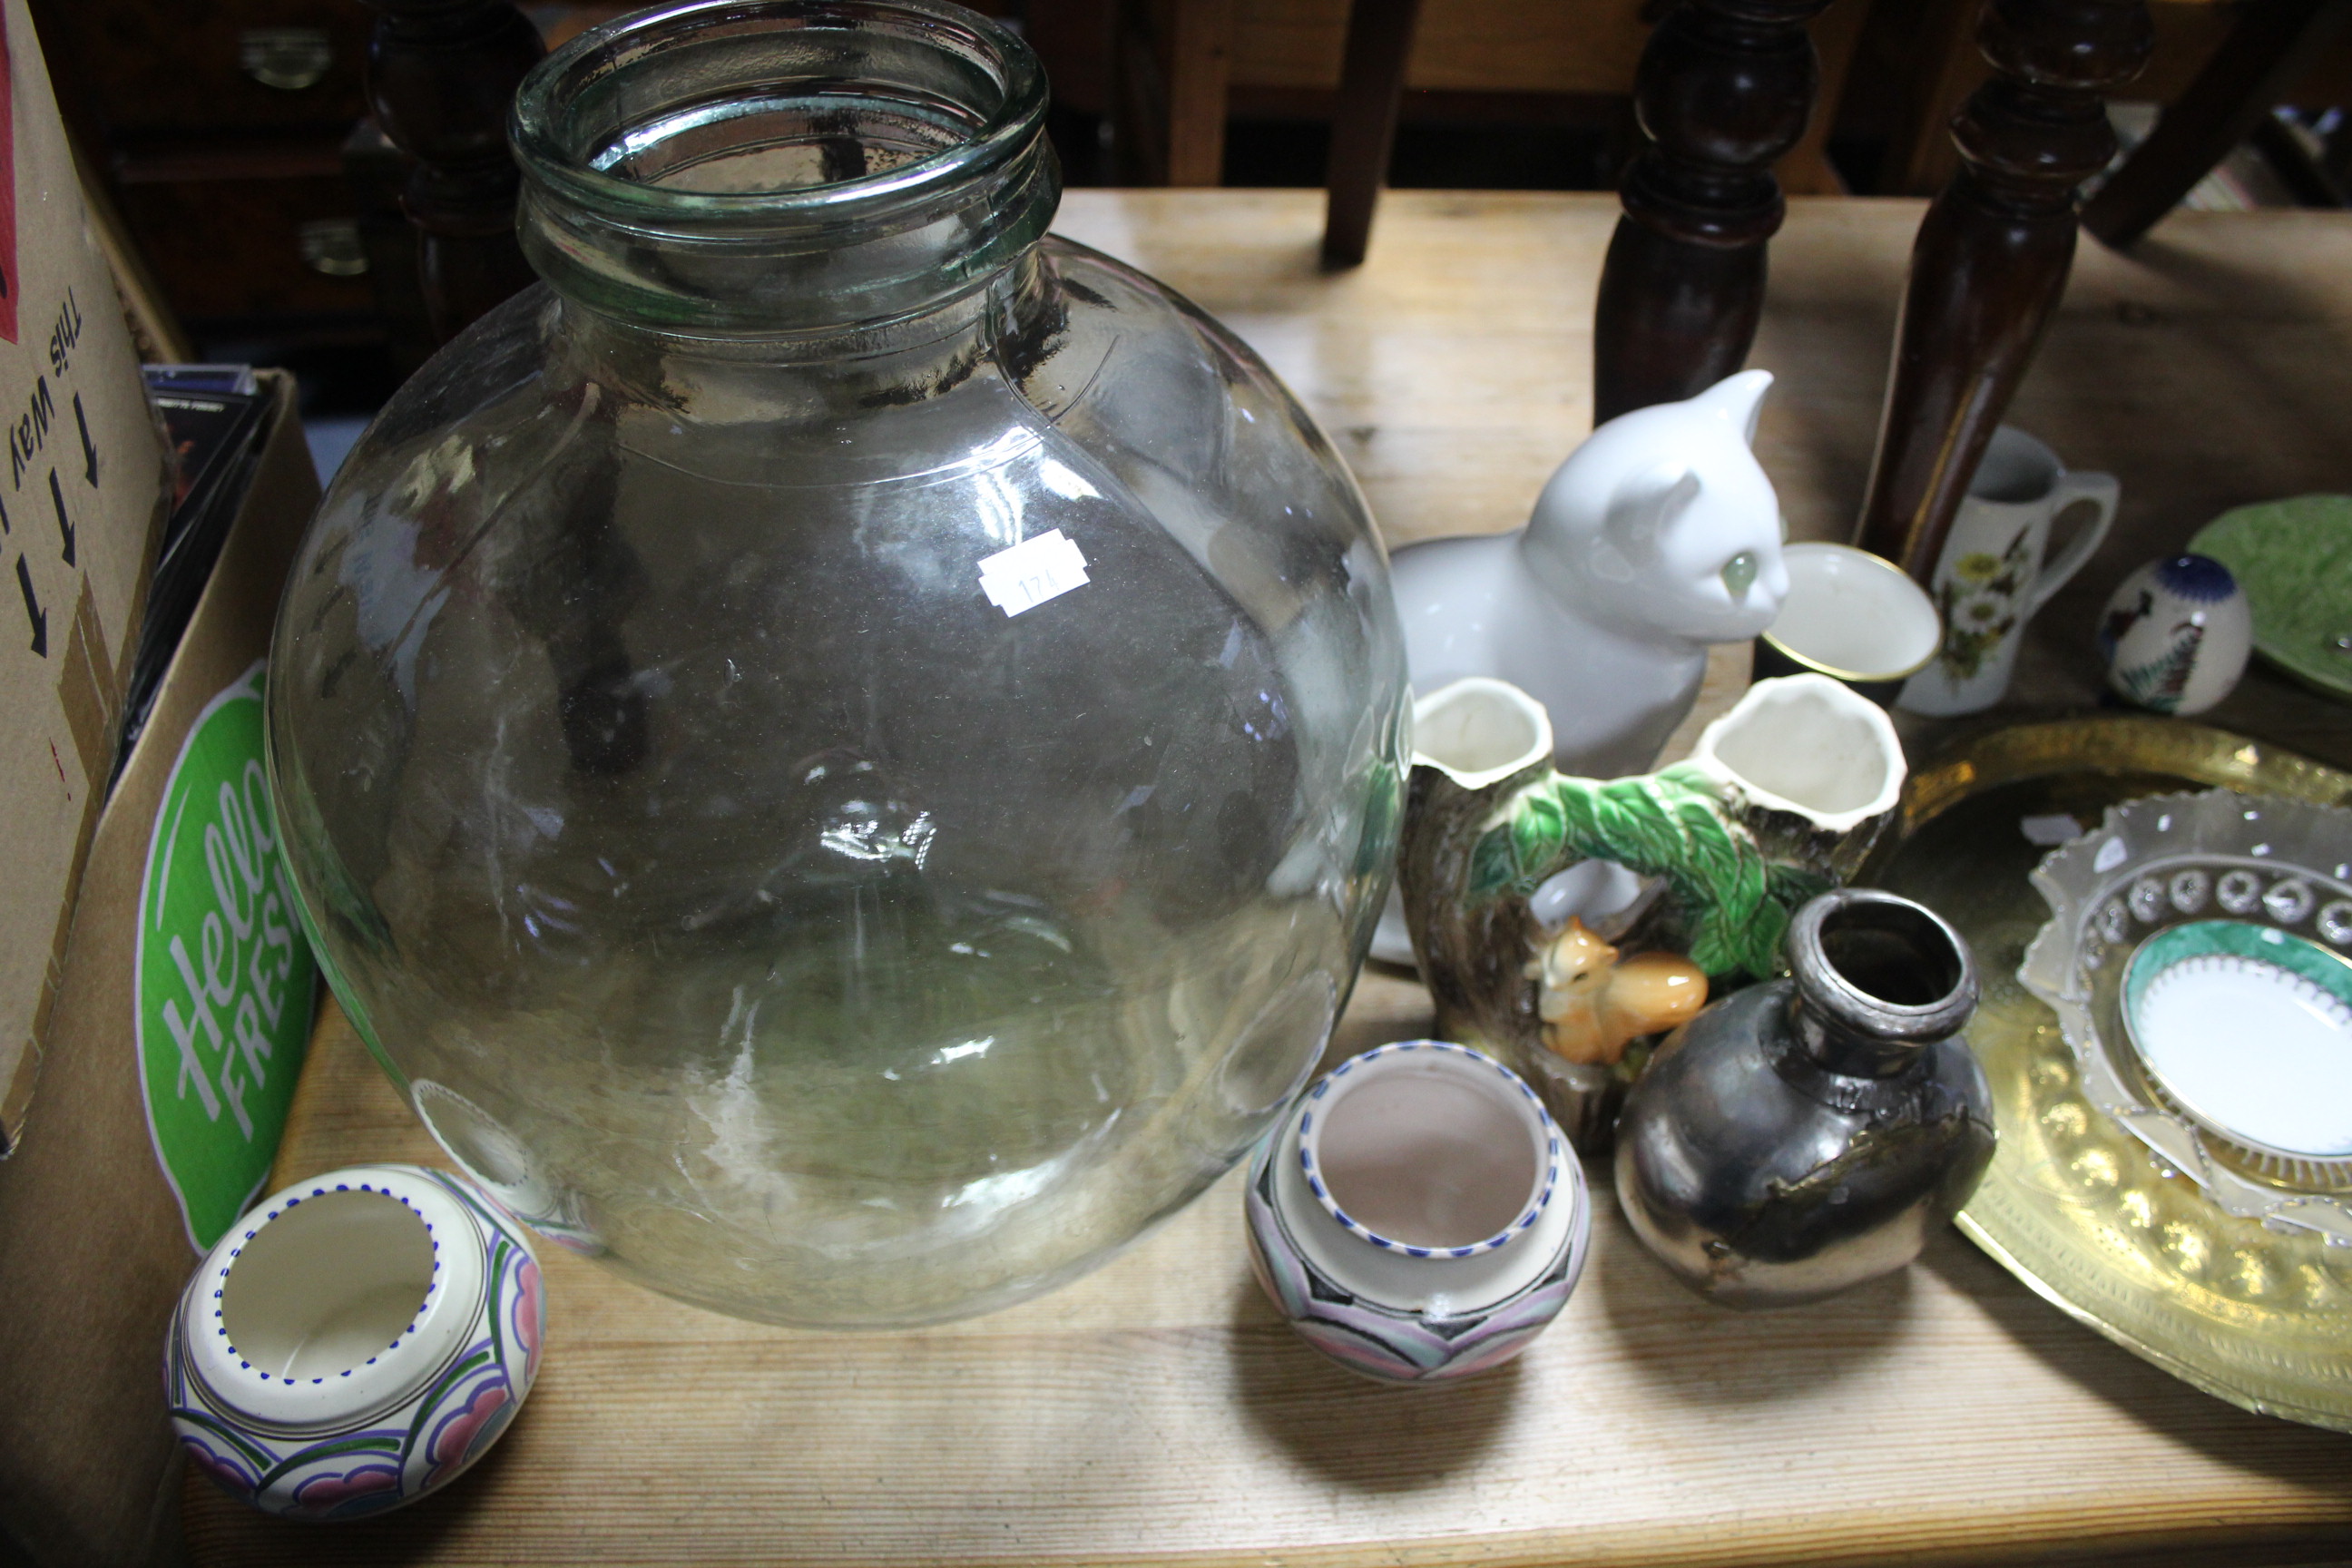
[185,192,2352,1565]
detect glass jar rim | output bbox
[508,0,1060,331]
[510,0,1048,232]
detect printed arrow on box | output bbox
[72,391,94,486]
[46,467,71,565]
[15,554,43,655]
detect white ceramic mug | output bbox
[1896,427,2118,716]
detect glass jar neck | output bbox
[512,0,1059,337]
[550,247,1054,419]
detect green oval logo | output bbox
[136,661,318,1249]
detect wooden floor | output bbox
[184,191,2352,1566]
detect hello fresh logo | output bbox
[137,662,317,1250]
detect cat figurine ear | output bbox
[1696,368,1772,446]
[1594,464,1701,581]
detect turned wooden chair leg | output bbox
[1592,0,1834,424]
[362,0,545,344]
[1854,0,2152,581]
[2083,0,2352,250]
[1320,0,1424,270]
[1777,0,1870,196]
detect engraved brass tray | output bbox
[1866,715,2352,1430]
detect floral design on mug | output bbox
[1934,524,2031,682]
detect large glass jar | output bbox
[267,0,1406,1328]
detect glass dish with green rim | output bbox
[2121,917,2352,1166]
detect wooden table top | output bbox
[185,191,2352,1567]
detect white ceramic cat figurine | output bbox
[1391,369,1790,779]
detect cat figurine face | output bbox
[1376,367,1797,822]
[1524,369,1789,642]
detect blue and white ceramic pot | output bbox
[2098,554,2252,716]
[1244,1041,1589,1383]
[166,1163,544,1520]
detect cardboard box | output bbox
[0,0,172,1148]
[0,373,318,1566]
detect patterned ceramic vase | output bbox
[2097,554,2252,716]
[1244,1041,1589,1383]
[167,1163,544,1521]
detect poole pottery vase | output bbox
[1897,426,2117,717]
[167,1164,544,1520]
[1244,1041,1589,1383]
[1390,370,1790,779]
[1614,889,1995,1307]
[1398,673,1906,1146]
[2097,554,2252,716]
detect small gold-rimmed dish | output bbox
[1754,542,1940,705]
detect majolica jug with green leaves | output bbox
[1396,674,1906,1146]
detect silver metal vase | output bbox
[1613,887,1995,1307]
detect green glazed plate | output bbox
[2191,495,2352,701]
